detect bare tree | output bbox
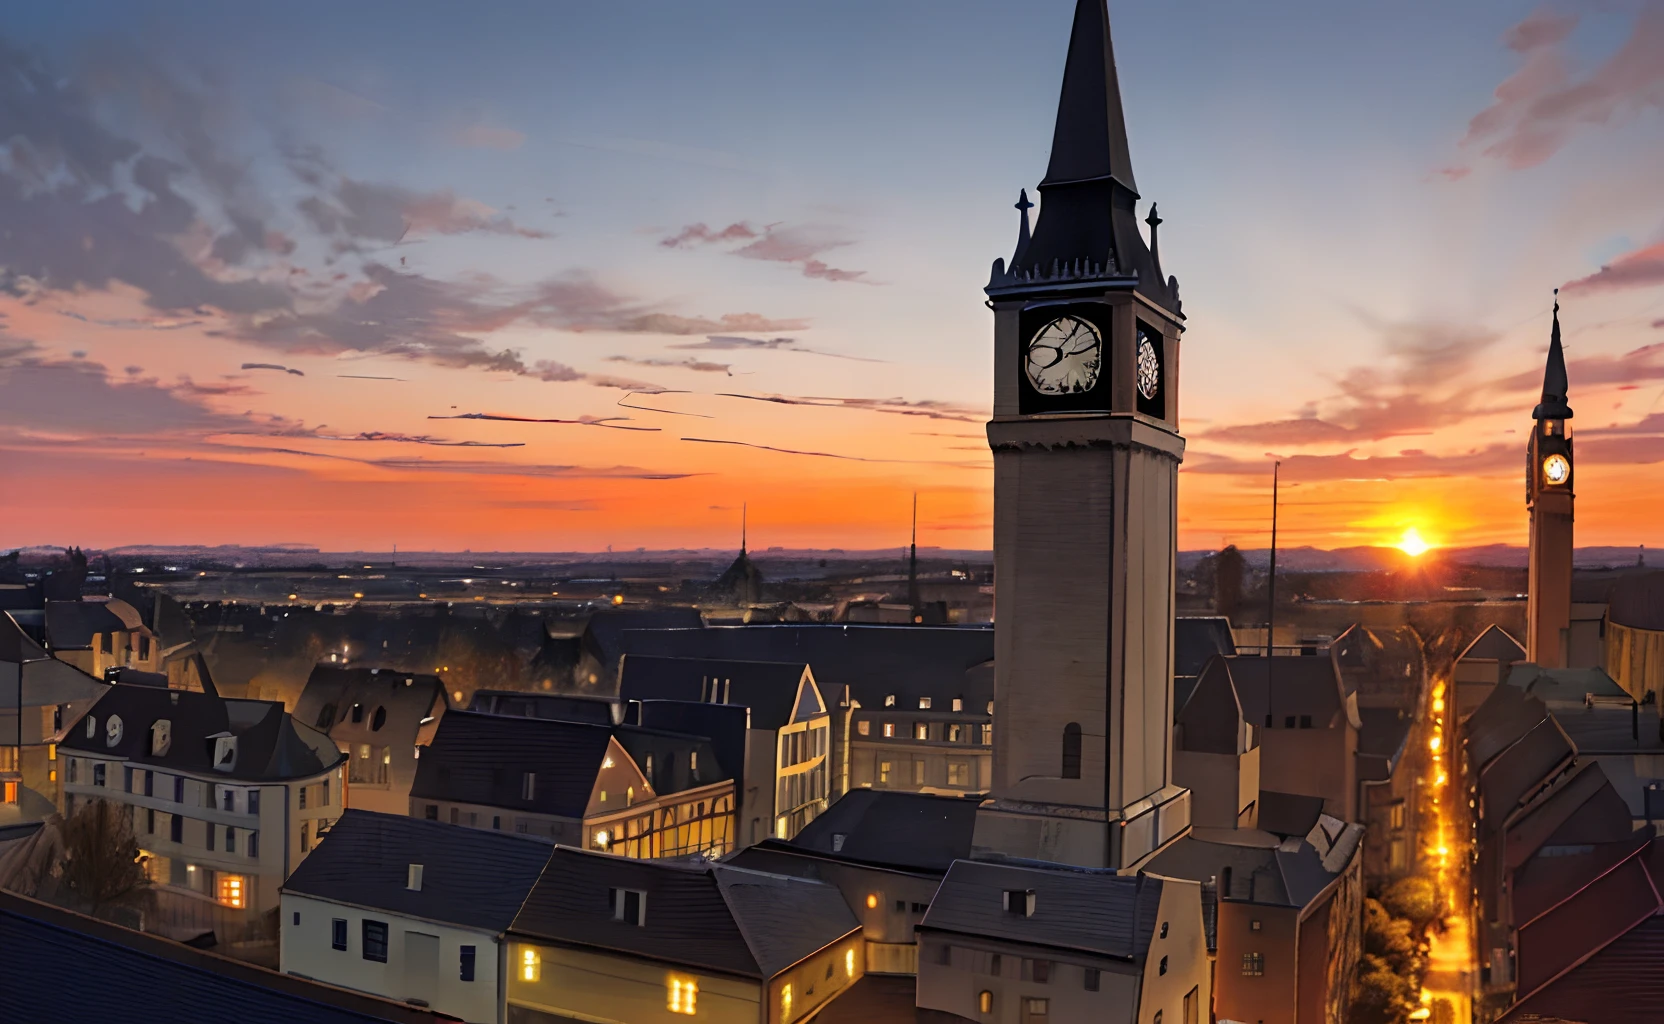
[58,799,152,922]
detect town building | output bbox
[915,860,1212,1024]
[281,810,555,1023]
[1172,656,1260,831]
[614,624,995,803]
[1454,625,1528,721]
[2,611,109,816]
[616,655,831,843]
[1605,571,1664,707]
[505,846,862,1024]
[730,789,981,976]
[1146,814,1363,1024]
[1226,653,1360,822]
[56,684,346,941]
[42,597,162,679]
[410,710,735,859]
[292,666,449,815]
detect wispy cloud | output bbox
[681,436,944,463]
[1451,3,1664,172]
[243,362,305,376]
[605,355,733,374]
[717,391,985,423]
[428,412,659,432]
[669,335,877,361]
[661,221,870,283]
[1563,241,1664,294]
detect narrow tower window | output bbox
[1061,723,1082,779]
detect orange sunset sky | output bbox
[2,2,1663,554]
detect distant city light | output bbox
[613,594,625,606]
[1429,735,1441,752]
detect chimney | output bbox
[407,864,423,891]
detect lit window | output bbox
[521,947,541,982]
[782,983,793,1019]
[884,695,895,707]
[919,697,932,710]
[668,976,698,1015]
[882,723,895,738]
[979,990,993,1013]
[858,721,871,736]
[218,874,246,909]
[914,722,929,740]
[1241,952,1264,976]
[845,947,856,977]
[866,893,879,909]
[952,698,963,712]
[879,761,892,783]
[594,830,610,849]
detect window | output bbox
[300,821,310,852]
[914,722,929,740]
[350,704,363,724]
[858,721,870,736]
[1084,967,1100,992]
[952,697,964,712]
[937,943,953,967]
[979,991,994,1014]
[220,788,233,812]
[407,864,424,891]
[1159,954,1168,975]
[316,704,337,730]
[1160,921,1169,938]
[173,776,184,802]
[321,779,330,806]
[93,763,106,787]
[845,947,856,977]
[1004,889,1036,915]
[332,918,347,950]
[689,750,698,772]
[882,723,896,738]
[362,920,389,962]
[520,947,540,982]
[146,808,155,834]
[248,831,259,859]
[668,976,697,1015]
[1299,714,1313,729]
[912,760,925,786]
[612,887,646,925]
[948,761,970,787]
[371,706,386,731]
[293,911,301,926]
[919,697,932,709]
[949,724,964,743]
[1284,715,1296,729]
[299,786,308,810]
[644,754,654,780]
[1061,723,1081,779]
[460,945,476,982]
[218,873,245,908]
[1389,803,1407,830]
[879,761,892,783]
[1022,959,1050,983]
[1250,919,1261,931]
[170,814,182,843]
[492,815,501,830]
[1184,986,1199,1024]
[990,954,1002,976]
[1241,952,1264,976]
[450,807,460,824]
[522,772,536,800]
[424,804,438,821]
[226,829,237,854]
[895,899,906,913]
[981,724,993,746]
[884,694,896,707]
[123,766,133,793]
[1022,998,1048,1021]
[782,984,792,1020]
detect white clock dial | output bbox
[1025,316,1102,395]
[1136,332,1160,401]
[1543,453,1569,485]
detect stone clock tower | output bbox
[1527,296,1574,668]
[971,0,1191,871]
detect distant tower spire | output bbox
[1533,289,1573,420]
[908,494,920,614]
[741,503,748,555]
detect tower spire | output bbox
[1013,189,1034,266]
[1533,289,1573,420]
[740,503,747,555]
[908,494,920,614]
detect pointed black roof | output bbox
[1533,295,1573,420]
[990,0,1179,315]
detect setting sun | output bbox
[1397,528,1432,557]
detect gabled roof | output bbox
[1513,836,1654,928]
[58,687,340,782]
[1504,762,1636,872]
[282,810,553,933]
[631,700,750,786]
[1175,656,1244,755]
[43,599,132,650]
[0,891,441,1024]
[468,689,614,725]
[1357,708,1416,781]
[1479,716,1576,835]
[1145,820,1363,910]
[1513,841,1664,1008]
[611,724,729,796]
[510,846,857,980]
[789,790,979,873]
[293,666,446,735]
[1258,791,1327,840]
[1459,625,1527,663]
[411,711,613,818]
[1465,685,1550,776]
[616,624,995,711]
[1176,617,1237,679]
[919,859,1162,961]
[1226,654,1350,724]
[618,655,818,730]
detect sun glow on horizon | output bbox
[1396,528,1432,557]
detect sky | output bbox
[0,0,1662,554]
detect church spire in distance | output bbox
[989,0,1178,315]
[1533,290,1573,420]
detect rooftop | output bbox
[788,789,980,874]
[919,859,1162,961]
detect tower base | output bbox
[971,785,1191,873]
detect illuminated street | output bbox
[1419,673,1474,1024]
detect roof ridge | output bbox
[1510,856,1661,1011]
[710,866,768,977]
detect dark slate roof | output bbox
[1608,571,1664,632]
[108,668,169,688]
[630,700,750,786]
[1506,664,1629,707]
[611,725,730,795]
[293,666,447,735]
[1257,791,1327,840]
[510,846,858,980]
[617,655,812,730]
[802,973,919,1024]
[1357,708,1416,781]
[1176,617,1237,678]
[789,790,979,873]
[919,859,1161,961]
[1145,832,1341,909]
[1479,716,1576,835]
[58,687,341,782]
[583,608,705,674]
[1465,685,1550,777]
[1226,654,1349,723]
[615,624,995,712]
[43,599,133,650]
[1503,914,1664,1024]
[282,809,552,932]
[1512,835,1654,928]
[2,615,108,711]
[1513,840,1664,1007]
[411,711,612,818]
[0,610,46,663]
[1459,625,1527,663]
[1175,656,1243,755]
[1503,762,1636,872]
[468,689,614,725]
[0,891,442,1024]
[1552,703,1664,753]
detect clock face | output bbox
[1543,453,1570,485]
[1025,316,1101,395]
[1136,332,1161,401]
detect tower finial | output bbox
[1014,189,1035,264]
[1145,203,1163,274]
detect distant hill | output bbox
[1176,545,1653,572]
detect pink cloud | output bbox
[1563,241,1664,294]
[661,221,870,283]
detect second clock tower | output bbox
[970,0,1190,871]
[1527,295,1574,667]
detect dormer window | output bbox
[85,716,97,739]
[884,695,896,707]
[407,864,424,891]
[919,697,932,710]
[150,720,171,757]
[212,734,238,773]
[521,772,536,800]
[611,887,646,926]
[105,715,124,747]
[1002,889,1036,917]
[952,697,963,712]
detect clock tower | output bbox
[1527,295,1574,668]
[971,0,1190,871]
